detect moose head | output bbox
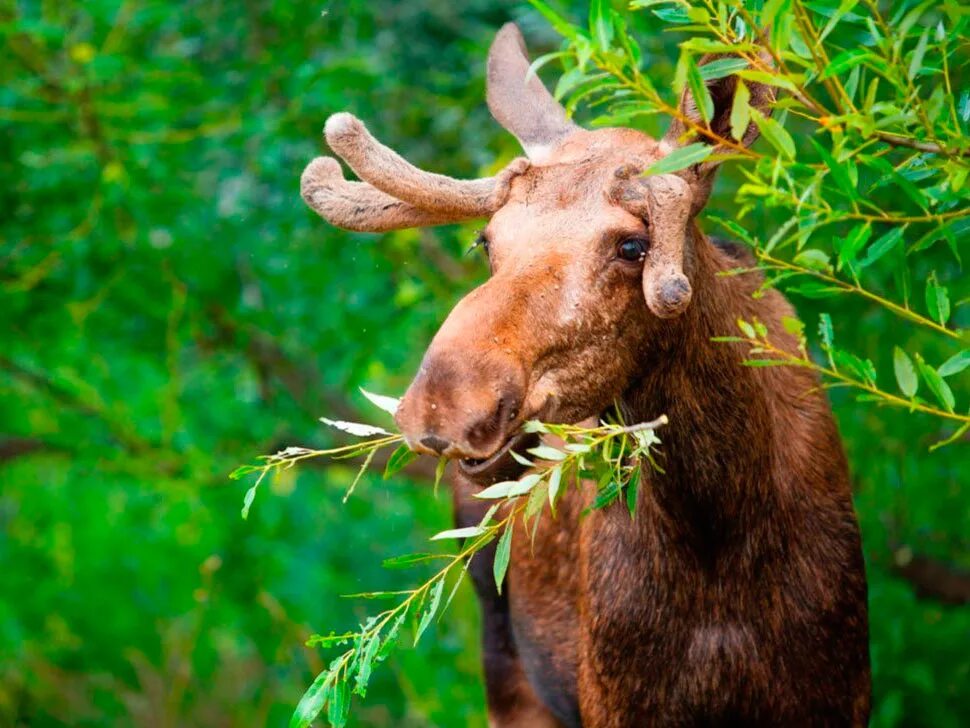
[301,23,774,480]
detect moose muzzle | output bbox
[394,336,529,462]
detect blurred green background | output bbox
[0,1,966,726]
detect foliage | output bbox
[236,400,666,727]
[0,0,967,727]
[531,0,968,445]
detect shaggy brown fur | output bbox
[300,22,870,727]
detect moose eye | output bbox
[617,237,648,262]
[469,231,490,257]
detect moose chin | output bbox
[301,22,870,728]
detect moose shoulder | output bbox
[301,22,870,728]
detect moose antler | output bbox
[300,114,529,231]
[300,157,459,232]
[611,167,694,318]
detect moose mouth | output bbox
[458,431,539,483]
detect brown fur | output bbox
[300,22,870,726]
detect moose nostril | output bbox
[465,392,521,452]
[420,435,451,455]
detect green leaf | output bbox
[643,143,713,175]
[414,578,444,644]
[433,456,447,493]
[241,481,260,520]
[326,679,349,727]
[916,356,955,412]
[381,552,446,570]
[229,463,261,480]
[924,273,951,325]
[893,347,918,397]
[589,0,613,51]
[818,313,834,350]
[383,443,417,479]
[359,387,400,415]
[810,138,856,198]
[353,635,381,697]
[625,465,641,517]
[430,525,487,541]
[529,0,583,40]
[819,48,871,80]
[475,473,542,499]
[837,223,872,270]
[737,319,756,338]
[938,350,970,378]
[686,57,714,124]
[651,6,690,24]
[493,523,513,594]
[290,669,332,728]
[700,58,749,81]
[526,445,567,461]
[730,79,750,142]
[736,69,800,93]
[782,316,805,337]
[859,227,905,268]
[908,28,929,80]
[548,465,563,512]
[787,281,844,299]
[793,248,832,273]
[751,107,795,160]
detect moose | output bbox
[300,23,870,728]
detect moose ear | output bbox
[663,55,775,209]
[487,23,579,162]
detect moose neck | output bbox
[623,226,798,550]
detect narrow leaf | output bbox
[493,523,513,595]
[320,418,390,437]
[430,526,487,541]
[475,473,542,499]
[751,108,795,160]
[290,669,332,728]
[643,143,713,176]
[383,443,417,479]
[414,579,444,644]
[859,227,905,268]
[527,445,567,461]
[938,350,969,378]
[547,465,564,513]
[924,273,951,325]
[917,356,955,412]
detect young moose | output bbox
[301,23,870,728]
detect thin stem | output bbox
[755,251,965,342]
[755,338,969,425]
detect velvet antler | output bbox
[300,114,528,231]
[611,168,694,319]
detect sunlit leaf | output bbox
[893,348,918,397]
[320,418,391,437]
[359,388,400,415]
